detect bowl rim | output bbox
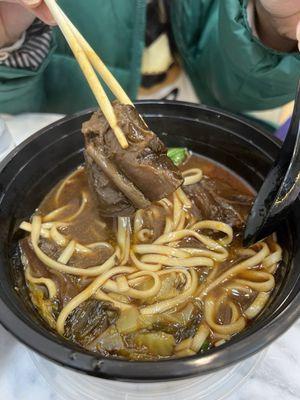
[0,100,299,382]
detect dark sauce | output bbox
[19,154,280,360]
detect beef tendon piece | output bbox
[82,101,183,217]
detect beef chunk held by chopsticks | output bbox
[82,101,183,217]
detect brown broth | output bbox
[19,154,281,360]
[181,154,255,197]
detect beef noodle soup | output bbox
[19,154,282,360]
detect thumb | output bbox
[22,0,42,6]
[297,21,300,51]
[19,0,56,25]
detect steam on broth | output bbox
[19,154,282,360]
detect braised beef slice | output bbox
[82,101,183,217]
[184,177,253,228]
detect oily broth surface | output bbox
[181,155,254,197]
[39,169,112,244]
[20,154,281,360]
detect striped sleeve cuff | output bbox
[0,19,52,71]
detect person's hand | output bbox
[0,0,55,48]
[255,0,300,51]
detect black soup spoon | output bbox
[243,82,300,247]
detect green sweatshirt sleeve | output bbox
[171,0,300,112]
[0,44,56,115]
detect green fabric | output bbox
[44,0,146,114]
[171,0,300,111]
[0,0,146,114]
[0,0,299,115]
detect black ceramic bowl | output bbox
[0,101,299,382]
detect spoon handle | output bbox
[243,82,300,246]
[271,83,300,217]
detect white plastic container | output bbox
[0,119,15,161]
[31,349,266,400]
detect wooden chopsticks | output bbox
[44,0,130,149]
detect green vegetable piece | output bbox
[167,148,188,166]
[201,339,210,352]
[116,307,140,334]
[98,326,124,351]
[64,299,118,346]
[29,283,58,329]
[135,331,175,356]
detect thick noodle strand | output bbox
[31,216,119,276]
[140,268,198,314]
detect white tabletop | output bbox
[0,113,299,400]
